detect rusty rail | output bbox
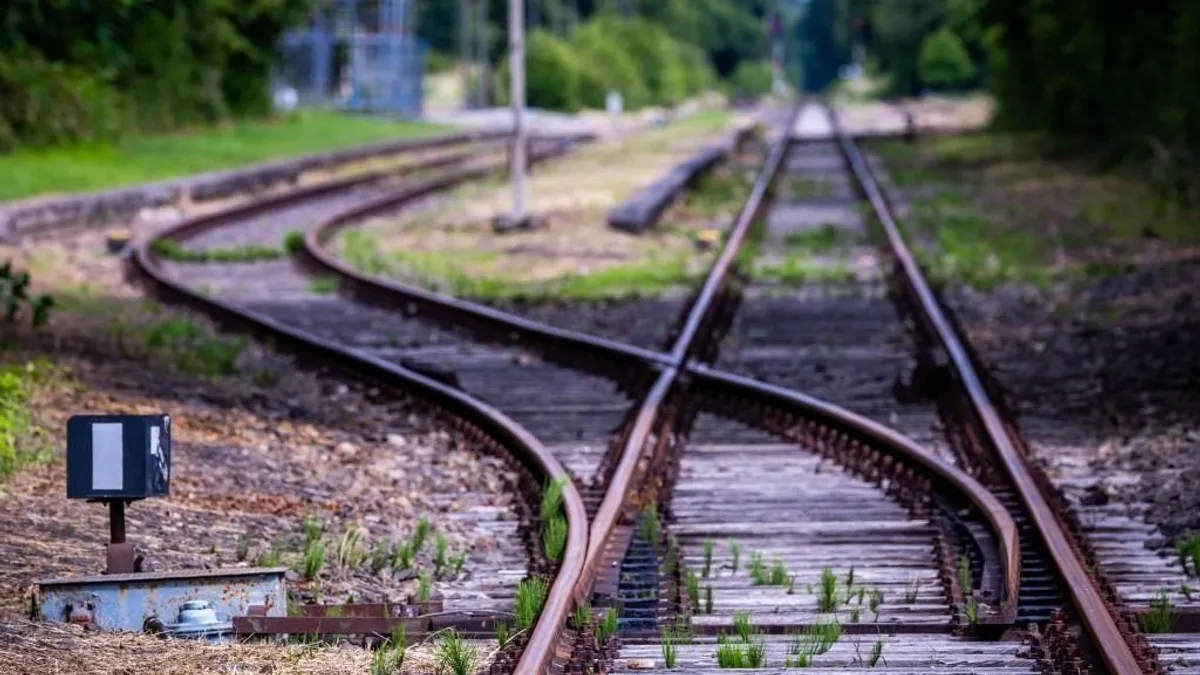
[126,140,590,675]
[832,107,1144,673]
[688,364,1019,623]
[292,102,1027,633]
[126,105,1035,675]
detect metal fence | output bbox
[277,0,426,117]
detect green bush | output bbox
[918,28,974,91]
[0,55,125,150]
[610,18,689,107]
[728,61,775,101]
[677,43,718,97]
[0,0,311,149]
[495,30,581,112]
[572,20,650,110]
[426,50,457,75]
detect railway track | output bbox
[120,99,1192,675]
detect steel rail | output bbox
[301,160,673,376]
[688,363,1019,623]
[293,104,1027,632]
[832,108,1144,673]
[575,102,802,600]
[126,140,591,675]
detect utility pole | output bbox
[509,0,528,224]
[474,0,490,107]
[460,0,471,108]
[494,0,532,231]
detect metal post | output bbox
[109,501,126,544]
[106,500,135,574]
[509,0,528,223]
[460,0,471,108]
[475,0,491,107]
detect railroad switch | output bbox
[45,413,289,638]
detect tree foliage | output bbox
[0,0,313,150]
[917,27,973,90]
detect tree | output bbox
[918,27,973,90]
[795,0,847,93]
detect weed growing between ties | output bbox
[371,625,407,675]
[515,576,549,632]
[785,620,841,667]
[416,572,433,603]
[660,628,678,669]
[1141,590,1175,633]
[640,501,661,546]
[904,578,921,604]
[572,602,592,631]
[958,556,977,624]
[596,607,619,643]
[1176,535,1200,577]
[715,613,767,669]
[541,476,570,562]
[435,629,478,675]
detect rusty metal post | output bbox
[106,501,136,574]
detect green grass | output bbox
[515,577,549,631]
[434,630,477,675]
[1141,590,1175,633]
[0,110,450,202]
[542,515,567,561]
[785,224,854,254]
[340,227,706,302]
[309,277,339,295]
[0,360,59,482]
[152,238,283,263]
[302,538,326,580]
[139,317,245,376]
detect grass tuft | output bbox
[661,628,678,669]
[141,317,245,376]
[543,515,568,562]
[640,502,661,545]
[1141,590,1175,633]
[515,577,549,631]
[816,567,838,613]
[434,629,477,675]
[302,538,326,580]
[416,571,433,603]
[540,476,570,522]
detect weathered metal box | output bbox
[66,414,171,500]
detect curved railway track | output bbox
[120,101,1180,675]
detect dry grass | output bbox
[0,621,493,675]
